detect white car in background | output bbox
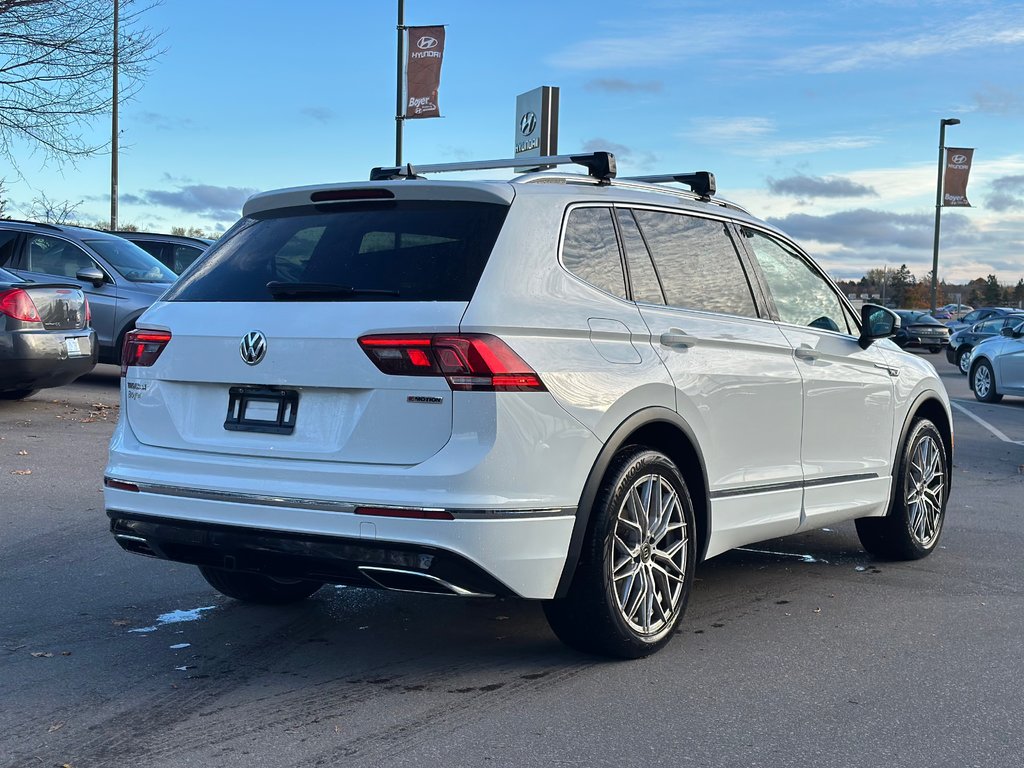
[104,152,953,658]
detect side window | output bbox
[173,245,203,273]
[632,210,757,317]
[616,209,665,305]
[742,228,852,334]
[26,235,97,278]
[0,231,20,267]
[561,207,627,299]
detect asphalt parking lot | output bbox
[2,358,1023,768]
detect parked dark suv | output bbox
[113,231,213,274]
[0,221,176,364]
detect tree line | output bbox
[835,264,1024,310]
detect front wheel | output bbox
[956,347,972,375]
[544,447,696,659]
[972,360,1002,403]
[929,346,942,354]
[199,567,323,604]
[856,418,948,560]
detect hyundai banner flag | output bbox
[943,148,975,207]
[404,26,445,119]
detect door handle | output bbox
[794,344,818,361]
[660,330,695,349]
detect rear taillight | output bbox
[358,333,546,392]
[0,288,42,323]
[121,329,172,376]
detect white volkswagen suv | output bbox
[105,152,952,658]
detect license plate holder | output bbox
[64,336,86,356]
[224,387,299,435]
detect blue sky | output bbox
[4,0,1024,284]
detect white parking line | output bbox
[950,400,1024,446]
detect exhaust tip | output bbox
[358,566,491,597]
[114,533,157,557]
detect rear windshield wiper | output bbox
[266,281,401,299]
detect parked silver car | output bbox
[967,319,1024,402]
[0,221,176,364]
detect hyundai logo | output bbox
[951,153,968,164]
[520,111,537,136]
[417,36,438,50]
[240,330,267,365]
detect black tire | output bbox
[956,347,971,375]
[972,359,1002,403]
[544,447,696,659]
[929,346,942,354]
[856,419,948,560]
[198,567,323,605]
[0,389,38,401]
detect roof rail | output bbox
[623,172,716,200]
[2,218,64,232]
[370,151,617,184]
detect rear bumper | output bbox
[109,512,518,597]
[0,329,97,390]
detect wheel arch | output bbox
[894,392,953,500]
[554,406,710,598]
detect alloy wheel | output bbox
[974,365,992,398]
[906,434,945,548]
[610,473,688,636]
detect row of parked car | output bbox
[0,220,211,400]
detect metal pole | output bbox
[930,118,959,312]
[395,0,404,166]
[110,0,119,231]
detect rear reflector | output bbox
[358,333,546,392]
[355,506,454,521]
[121,329,172,376]
[104,477,140,492]
[0,288,42,323]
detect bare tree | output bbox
[0,0,160,168]
[27,190,82,224]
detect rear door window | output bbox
[165,200,509,302]
[632,210,757,317]
[561,207,627,299]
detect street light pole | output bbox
[395,0,405,166]
[929,117,960,313]
[110,0,119,231]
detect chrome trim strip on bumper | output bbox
[104,477,576,520]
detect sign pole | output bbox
[930,117,960,313]
[395,0,405,166]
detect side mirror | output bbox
[76,267,106,287]
[859,303,899,349]
[1000,325,1021,338]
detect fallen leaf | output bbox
[17,450,28,456]
[11,469,31,475]
[30,651,53,658]
[61,651,71,656]
[48,721,65,732]
[112,619,129,627]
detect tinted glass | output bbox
[977,318,1004,333]
[561,207,627,299]
[165,200,509,302]
[633,210,756,317]
[616,209,664,304]
[0,266,21,282]
[84,238,176,283]
[0,230,19,267]
[742,227,852,334]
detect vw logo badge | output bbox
[520,111,537,136]
[240,330,267,366]
[417,36,438,49]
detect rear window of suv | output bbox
[164,200,509,302]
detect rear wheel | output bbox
[956,347,972,375]
[856,419,948,560]
[544,447,696,659]
[929,346,942,354]
[0,389,38,401]
[199,567,323,604]
[972,360,1002,403]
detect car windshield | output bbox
[899,311,935,323]
[83,238,177,283]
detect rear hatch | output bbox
[123,188,512,466]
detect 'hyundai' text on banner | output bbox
[404,25,445,119]
[943,147,974,207]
